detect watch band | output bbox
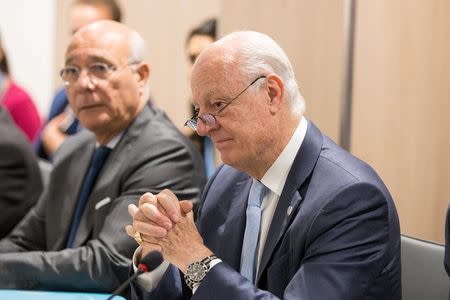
[184,255,218,290]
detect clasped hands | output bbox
[125,189,213,273]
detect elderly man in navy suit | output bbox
[127,31,401,299]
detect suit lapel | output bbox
[256,121,323,282]
[71,142,125,247]
[218,176,252,271]
[53,140,94,249]
[71,106,153,247]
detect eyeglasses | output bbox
[60,62,138,86]
[185,75,266,132]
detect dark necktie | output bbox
[240,180,267,283]
[66,146,111,248]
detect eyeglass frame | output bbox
[184,75,267,132]
[59,61,140,86]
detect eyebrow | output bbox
[65,55,113,66]
[191,89,214,110]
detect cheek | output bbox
[100,85,128,115]
[242,120,271,150]
[66,89,79,111]
[110,80,139,110]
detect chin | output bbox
[81,118,112,132]
[219,151,240,168]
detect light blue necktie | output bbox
[203,136,215,179]
[240,179,267,283]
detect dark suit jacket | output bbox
[445,205,450,277]
[134,120,401,300]
[0,105,206,292]
[0,108,43,238]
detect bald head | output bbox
[67,21,131,63]
[193,31,305,116]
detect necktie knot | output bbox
[247,180,267,208]
[91,146,111,170]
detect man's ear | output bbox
[266,73,284,113]
[135,63,150,90]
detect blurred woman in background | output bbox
[0,33,41,142]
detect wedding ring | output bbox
[133,230,143,245]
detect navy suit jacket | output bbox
[133,120,401,300]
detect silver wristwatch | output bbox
[184,255,218,290]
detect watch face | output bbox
[188,262,207,282]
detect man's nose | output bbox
[196,119,219,137]
[77,69,96,89]
[196,120,208,136]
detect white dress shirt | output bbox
[96,132,123,149]
[252,116,307,275]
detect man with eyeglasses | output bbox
[127,31,401,300]
[35,0,123,161]
[0,21,205,293]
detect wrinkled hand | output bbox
[126,190,212,272]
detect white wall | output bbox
[0,0,56,117]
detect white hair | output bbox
[129,30,147,62]
[129,30,151,98]
[218,31,305,115]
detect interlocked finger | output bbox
[140,202,172,230]
[133,230,143,245]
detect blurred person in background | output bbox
[184,18,218,179]
[0,106,42,239]
[35,0,122,160]
[0,32,41,142]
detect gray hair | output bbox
[129,30,151,98]
[219,31,305,116]
[129,30,147,63]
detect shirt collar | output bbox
[261,117,308,196]
[96,131,124,150]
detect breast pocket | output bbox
[92,197,112,237]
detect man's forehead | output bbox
[192,51,227,83]
[191,73,216,102]
[66,31,128,64]
[65,50,113,65]
[191,44,242,100]
[69,21,129,51]
[191,69,239,107]
[70,28,124,48]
